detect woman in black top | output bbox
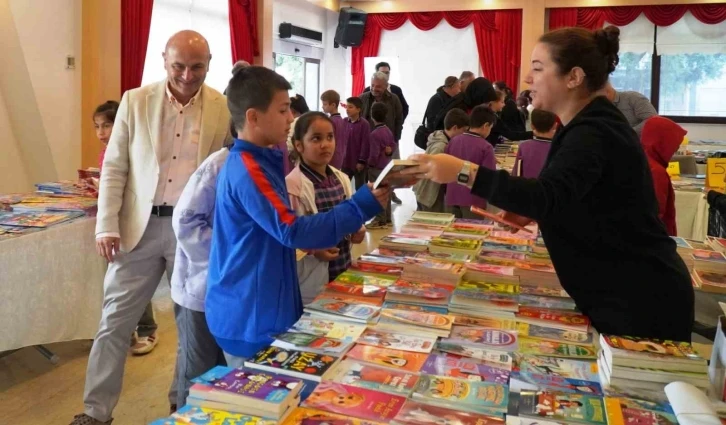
[494,81,527,132]
[404,26,694,342]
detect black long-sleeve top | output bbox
[472,96,694,341]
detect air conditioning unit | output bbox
[279,23,323,48]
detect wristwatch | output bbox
[457,161,473,186]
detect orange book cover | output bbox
[345,345,428,373]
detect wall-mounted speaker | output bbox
[334,7,367,48]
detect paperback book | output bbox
[356,329,436,353]
[272,332,352,356]
[421,353,510,384]
[326,359,420,396]
[441,326,519,352]
[434,344,514,371]
[281,407,387,425]
[509,371,603,395]
[383,302,448,315]
[345,345,429,373]
[392,400,505,425]
[413,375,509,415]
[513,354,599,382]
[290,317,367,342]
[514,391,607,425]
[302,381,407,422]
[304,295,381,324]
[374,309,454,337]
[244,346,339,382]
[372,160,419,189]
[516,323,593,345]
[518,337,597,359]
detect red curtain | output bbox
[549,4,726,30]
[351,10,516,96]
[229,0,260,64]
[120,0,154,94]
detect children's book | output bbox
[349,262,403,277]
[516,323,593,345]
[516,308,590,332]
[470,206,534,234]
[371,248,419,260]
[373,160,420,189]
[290,317,367,342]
[302,381,407,422]
[514,391,607,425]
[386,279,454,303]
[456,280,519,295]
[513,354,599,382]
[434,344,514,371]
[304,295,381,324]
[409,211,456,227]
[414,250,472,264]
[382,302,448,315]
[323,281,386,299]
[441,326,519,352]
[604,397,678,425]
[509,371,602,395]
[518,295,577,311]
[272,332,352,356]
[429,236,483,254]
[599,335,706,372]
[518,285,570,298]
[375,309,454,337]
[158,404,271,425]
[518,337,597,359]
[451,315,518,330]
[392,400,505,425]
[345,345,428,373]
[335,271,398,288]
[244,346,339,382]
[357,254,403,266]
[0,210,83,227]
[421,353,510,384]
[281,407,387,425]
[413,375,509,414]
[191,366,317,404]
[326,359,419,396]
[356,329,436,353]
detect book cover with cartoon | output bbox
[518,286,570,298]
[165,404,274,425]
[510,371,602,395]
[517,324,593,345]
[247,347,337,378]
[305,295,381,322]
[421,353,510,384]
[335,271,397,288]
[413,375,509,412]
[519,338,597,359]
[513,354,599,382]
[442,326,519,352]
[393,400,505,425]
[518,391,607,425]
[290,317,367,342]
[302,382,406,422]
[378,309,454,331]
[345,345,428,373]
[387,280,453,300]
[327,360,419,396]
[357,329,436,353]
[600,335,702,359]
[281,407,387,425]
[516,308,590,330]
[451,315,518,330]
[435,344,513,371]
[604,398,678,425]
[456,280,520,295]
[210,368,299,402]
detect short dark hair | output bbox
[494,81,513,100]
[444,76,459,88]
[470,105,498,128]
[346,97,363,110]
[371,102,388,123]
[227,66,291,130]
[444,109,470,130]
[460,71,475,80]
[320,90,340,106]
[293,111,333,142]
[539,26,620,93]
[493,89,506,101]
[530,109,558,133]
[290,94,310,115]
[375,62,391,71]
[93,100,119,123]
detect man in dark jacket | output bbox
[494,81,527,132]
[424,76,461,131]
[363,62,409,123]
[360,71,404,142]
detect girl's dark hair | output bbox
[493,81,514,100]
[290,94,310,115]
[93,100,119,123]
[539,26,620,93]
[293,111,333,142]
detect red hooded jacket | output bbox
[640,116,687,236]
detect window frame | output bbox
[272,53,321,110]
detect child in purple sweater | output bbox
[367,102,396,228]
[321,90,348,170]
[445,106,498,219]
[513,109,558,178]
[343,97,371,190]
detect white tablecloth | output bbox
[675,190,708,241]
[0,218,106,352]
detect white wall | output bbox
[0,90,30,193]
[323,9,351,105]
[273,0,327,34]
[682,124,726,142]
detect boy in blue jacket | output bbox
[207,66,389,367]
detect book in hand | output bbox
[302,381,406,422]
[509,371,603,396]
[326,359,420,396]
[513,354,599,382]
[434,344,514,371]
[513,391,607,425]
[272,332,353,356]
[470,206,534,234]
[188,368,302,419]
[373,160,419,189]
[412,375,509,415]
[345,345,429,373]
[421,353,510,384]
[244,346,339,382]
[356,328,437,353]
[392,399,505,425]
[599,335,707,373]
[304,294,381,324]
[440,326,519,352]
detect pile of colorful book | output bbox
[672,236,726,293]
[149,211,708,425]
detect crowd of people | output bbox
[71,23,691,425]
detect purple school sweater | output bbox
[368,125,396,170]
[330,114,349,170]
[445,132,495,208]
[343,117,371,171]
[512,137,552,179]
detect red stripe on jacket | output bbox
[241,152,297,226]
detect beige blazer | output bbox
[96,81,232,252]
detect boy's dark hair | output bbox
[293,111,333,143]
[290,94,310,115]
[493,81,514,99]
[93,100,119,123]
[375,62,390,71]
[321,90,340,106]
[371,102,388,123]
[346,97,363,110]
[493,89,506,101]
[470,105,498,128]
[227,66,291,130]
[530,109,558,133]
[229,119,237,140]
[444,109,470,130]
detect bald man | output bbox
[71,31,232,425]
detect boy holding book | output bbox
[343,97,370,190]
[321,90,348,170]
[445,105,497,218]
[513,109,558,178]
[207,67,388,367]
[366,102,396,229]
[414,109,470,213]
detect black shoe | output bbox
[170,404,178,415]
[392,193,402,205]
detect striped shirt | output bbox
[613,91,658,136]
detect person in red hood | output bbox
[640,116,687,236]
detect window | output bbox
[608,12,726,122]
[274,53,321,111]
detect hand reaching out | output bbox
[400,154,465,184]
[314,248,340,262]
[351,226,366,244]
[368,183,391,209]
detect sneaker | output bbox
[130,331,158,355]
[69,413,113,425]
[366,220,387,230]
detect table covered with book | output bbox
[0,179,105,352]
[150,211,726,425]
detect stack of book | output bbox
[373,308,454,338]
[400,257,465,285]
[464,263,520,285]
[304,293,383,324]
[429,235,483,256]
[692,249,726,274]
[379,234,430,252]
[448,280,520,317]
[385,279,455,308]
